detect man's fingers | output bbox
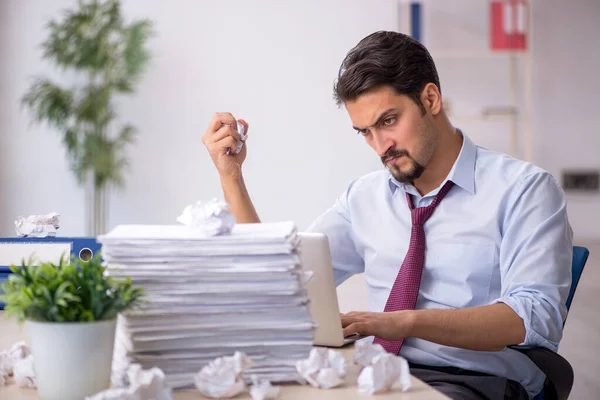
[343,323,358,337]
[208,112,237,133]
[214,136,239,155]
[343,322,368,338]
[340,314,354,327]
[210,125,242,144]
[340,312,368,327]
[344,311,362,318]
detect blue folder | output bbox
[0,237,101,309]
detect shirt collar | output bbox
[387,130,476,196]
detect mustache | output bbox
[381,148,410,164]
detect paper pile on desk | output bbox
[98,221,315,390]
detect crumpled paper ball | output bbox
[0,340,31,384]
[194,352,252,398]
[85,388,138,400]
[355,342,412,395]
[127,364,172,400]
[13,354,36,389]
[249,375,280,400]
[14,212,60,237]
[225,121,247,155]
[354,340,387,367]
[177,199,236,237]
[86,364,172,400]
[295,348,347,389]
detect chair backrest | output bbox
[566,246,589,311]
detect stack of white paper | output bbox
[98,222,315,390]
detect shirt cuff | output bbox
[494,296,560,351]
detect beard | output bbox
[381,148,426,184]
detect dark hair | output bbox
[333,31,440,114]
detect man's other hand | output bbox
[341,311,415,340]
[202,112,249,180]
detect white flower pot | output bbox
[28,318,117,400]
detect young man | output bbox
[201,31,573,400]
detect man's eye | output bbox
[383,117,396,126]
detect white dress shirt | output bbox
[307,132,573,398]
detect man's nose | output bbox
[373,132,395,158]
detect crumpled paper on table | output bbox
[14,212,60,237]
[354,341,387,367]
[177,199,236,237]
[224,121,247,156]
[0,341,31,386]
[295,348,347,389]
[13,354,36,389]
[355,342,411,395]
[127,364,172,400]
[249,375,280,400]
[194,351,252,398]
[86,388,137,400]
[86,364,172,400]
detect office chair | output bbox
[511,246,590,400]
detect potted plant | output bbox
[0,254,145,400]
[21,0,153,236]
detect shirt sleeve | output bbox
[306,181,365,286]
[494,171,573,350]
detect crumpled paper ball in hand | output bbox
[194,352,252,399]
[14,212,60,238]
[295,348,347,389]
[225,121,247,156]
[355,342,412,395]
[177,199,236,237]
[86,364,172,400]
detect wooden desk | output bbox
[0,312,448,399]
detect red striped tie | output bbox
[373,180,454,354]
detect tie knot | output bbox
[406,180,454,226]
[411,206,434,226]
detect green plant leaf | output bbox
[21,79,74,129]
[21,0,153,192]
[122,20,153,82]
[0,252,145,324]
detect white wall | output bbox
[1,0,87,236]
[530,0,600,240]
[0,0,392,238]
[1,0,599,242]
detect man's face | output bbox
[345,86,439,184]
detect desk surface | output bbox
[0,312,448,399]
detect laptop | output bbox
[298,232,362,347]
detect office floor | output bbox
[336,241,599,400]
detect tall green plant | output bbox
[22,0,153,190]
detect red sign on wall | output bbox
[490,0,528,51]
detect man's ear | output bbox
[420,83,442,116]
